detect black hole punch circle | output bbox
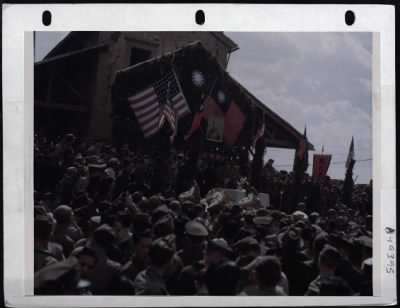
[195,10,205,25]
[42,10,52,26]
[345,10,355,26]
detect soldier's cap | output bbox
[278,227,304,250]
[153,215,175,237]
[233,236,259,251]
[327,209,337,215]
[88,163,107,170]
[53,205,73,224]
[255,208,269,217]
[168,200,181,212]
[292,210,308,220]
[309,212,320,218]
[152,205,170,220]
[65,133,76,141]
[89,215,101,226]
[357,235,372,249]
[295,220,307,230]
[313,231,329,252]
[108,157,120,166]
[185,220,208,237]
[207,238,233,256]
[253,215,273,226]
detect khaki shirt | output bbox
[134,267,169,295]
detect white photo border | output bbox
[2,3,396,307]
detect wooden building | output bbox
[34,31,313,152]
[34,31,238,141]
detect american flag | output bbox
[128,70,190,138]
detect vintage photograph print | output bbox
[33,31,373,296]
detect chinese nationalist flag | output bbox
[312,154,332,179]
[187,78,245,146]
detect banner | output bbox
[312,154,332,179]
[206,116,224,143]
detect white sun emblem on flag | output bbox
[217,90,226,104]
[192,70,205,88]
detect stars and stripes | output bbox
[128,70,189,139]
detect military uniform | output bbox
[134,266,169,295]
[34,242,65,272]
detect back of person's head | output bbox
[319,276,354,296]
[319,245,342,269]
[133,229,153,245]
[53,205,73,225]
[34,215,54,240]
[78,246,97,263]
[205,261,241,295]
[255,256,282,288]
[92,224,115,248]
[148,238,174,267]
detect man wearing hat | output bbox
[57,166,79,205]
[205,238,233,267]
[85,224,123,294]
[333,235,365,294]
[177,220,209,267]
[305,244,343,295]
[278,227,313,295]
[234,236,260,267]
[51,205,76,257]
[252,256,286,295]
[34,214,65,272]
[120,230,153,293]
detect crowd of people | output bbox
[33,133,373,296]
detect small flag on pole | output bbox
[345,137,355,169]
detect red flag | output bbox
[312,154,332,178]
[223,101,245,145]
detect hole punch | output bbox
[195,10,205,25]
[42,10,52,26]
[345,10,355,26]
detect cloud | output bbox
[226,32,372,183]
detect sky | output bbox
[35,31,372,183]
